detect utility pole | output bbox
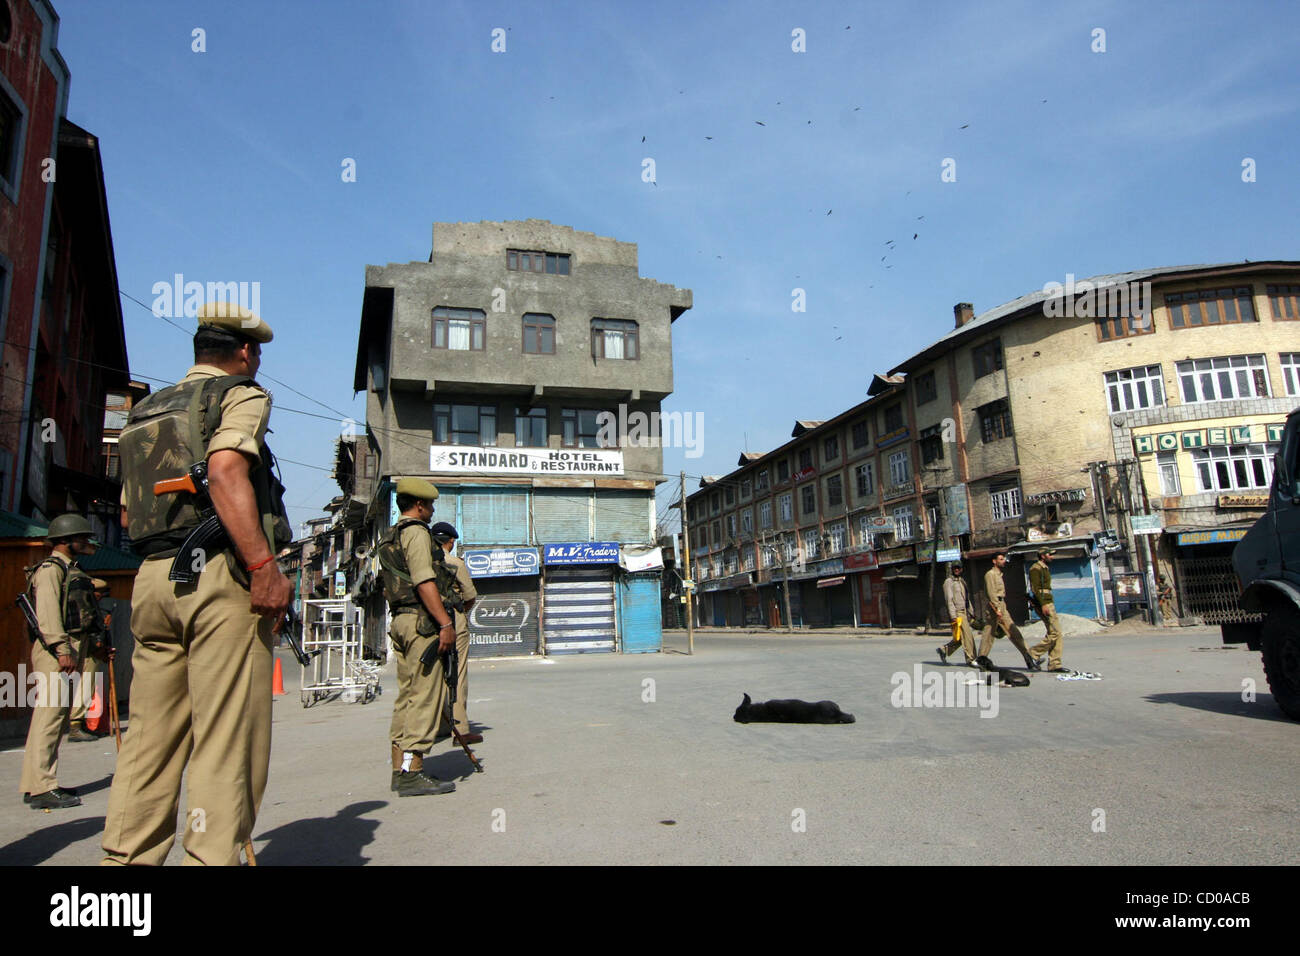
[1087,461,1120,624]
[779,534,795,634]
[1122,458,1160,626]
[923,469,945,632]
[680,472,694,655]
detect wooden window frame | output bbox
[1266,284,1300,321]
[971,339,1004,379]
[432,307,486,351]
[591,318,639,360]
[1166,287,1257,330]
[522,313,556,354]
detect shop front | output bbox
[1007,538,1101,620]
[541,541,619,654]
[462,547,541,658]
[877,545,922,627]
[844,551,886,627]
[1168,525,1255,626]
[618,545,665,653]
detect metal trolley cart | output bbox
[299,597,381,706]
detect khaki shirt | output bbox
[984,566,1007,606]
[943,575,969,620]
[443,552,478,639]
[1029,560,1053,603]
[186,364,272,462]
[32,552,74,655]
[399,521,437,589]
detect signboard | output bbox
[1217,494,1268,509]
[876,545,915,566]
[469,596,535,650]
[619,546,664,572]
[1027,522,1074,542]
[945,484,970,535]
[463,547,539,578]
[429,445,624,476]
[1130,513,1164,536]
[816,576,846,589]
[1025,488,1089,505]
[792,466,817,483]
[333,571,346,598]
[1115,573,1144,599]
[916,543,963,563]
[843,551,879,571]
[1133,422,1284,455]
[876,427,910,449]
[863,515,894,532]
[543,542,620,565]
[1175,527,1249,546]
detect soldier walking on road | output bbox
[102,303,293,865]
[1027,548,1067,671]
[431,522,481,744]
[19,514,100,809]
[377,479,460,796]
[978,552,1040,670]
[936,563,978,667]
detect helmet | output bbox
[46,514,97,543]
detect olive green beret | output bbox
[395,477,439,501]
[196,301,273,343]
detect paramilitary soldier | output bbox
[936,562,978,667]
[102,302,293,865]
[378,479,462,796]
[19,514,101,809]
[977,552,1040,670]
[430,521,481,744]
[1027,548,1067,672]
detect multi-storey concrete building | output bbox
[354,219,691,657]
[690,260,1300,630]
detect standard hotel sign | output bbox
[429,445,624,475]
[543,541,620,565]
[1133,423,1283,455]
[463,548,539,577]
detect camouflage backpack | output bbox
[376,518,464,630]
[23,558,101,639]
[118,374,291,557]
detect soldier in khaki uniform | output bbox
[19,514,99,809]
[936,563,977,666]
[380,479,458,797]
[102,303,293,865]
[431,522,481,743]
[1027,548,1067,671]
[977,552,1040,670]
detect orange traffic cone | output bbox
[85,683,106,733]
[272,658,286,696]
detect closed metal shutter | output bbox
[459,487,530,545]
[468,577,541,657]
[1177,554,1262,624]
[534,488,591,543]
[594,489,652,543]
[1038,554,1099,618]
[543,566,616,653]
[618,572,662,653]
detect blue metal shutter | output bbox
[543,567,616,653]
[1042,554,1099,618]
[594,489,652,543]
[533,488,591,542]
[618,572,662,653]
[459,486,530,545]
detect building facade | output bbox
[354,219,691,657]
[691,261,1300,629]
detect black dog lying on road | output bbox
[733,693,856,724]
[975,655,1031,687]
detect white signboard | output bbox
[619,546,664,572]
[429,445,624,476]
[1130,513,1164,536]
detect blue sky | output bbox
[54,0,1300,531]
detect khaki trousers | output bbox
[388,613,448,754]
[19,638,84,795]
[101,554,273,866]
[451,613,470,733]
[1029,601,1065,668]
[941,615,977,664]
[978,602,1032,660]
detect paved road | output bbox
[1,626,1295,864]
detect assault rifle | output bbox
[153,461,227,585]
[438,642,483,773]
[281,605,314,667]
[15,593,56,656]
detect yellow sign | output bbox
[1134,422,1283,454]
[1217,494,1268,509]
